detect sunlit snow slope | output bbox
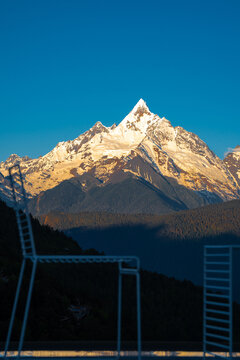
[0,99,239,212]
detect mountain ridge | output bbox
[0,99,239,214]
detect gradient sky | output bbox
[0,0,240,162]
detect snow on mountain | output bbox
[224,145,240,188]
[134,119,239,200]
[0,99,239,206]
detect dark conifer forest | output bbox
[40,200,240,285]
[40,199,240,239]
[1,200,240,349]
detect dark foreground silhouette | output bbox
[67,225,240,288]
[1,199,240,348]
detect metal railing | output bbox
[4,165,142,360]
[203,245,234,360]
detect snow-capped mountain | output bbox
[224,146,240,187]
[0,99,239,214]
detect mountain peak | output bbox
[224,145,240,158]
[132,98,150,113]
[83,121,108,137]
[5,154,21,164]
[92,121,104,128]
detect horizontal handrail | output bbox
[205,254,230,257]
[206,332,230,341]
[206,316,230,324]
[206,245,240,249]
[205,293,230,299]
[205,262,230,265]
[205,308,229,315]
[206,340,229,349]
[205,285,229,290]
[26,255,140,268]
[206,324,229,332]
[205,269,230,274]
[206,300,229,307]
[206,277,229,282]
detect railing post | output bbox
[203,245,232,360]
[117,262,122,359]
[4,259,26,358]
[136,270,141,360]
[17,259,37,359]
[203,246,206,360]
[229,247,232,360]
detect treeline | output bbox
[40,199,240,240]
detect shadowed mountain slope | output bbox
[28,169,221,216]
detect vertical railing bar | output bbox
[17,259,38,359]
[229,247,232,360]
[204,246,232,360]
[16,211,26,257]
[8,167,17,204]
[203,246,207,360]
[136,271,141,360]
[117,262,122,360]
[17,165,36,257]
[4,259,26,358]
[8,165,36,257]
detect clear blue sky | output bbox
[0,0,240,162]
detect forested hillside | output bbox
[40,199,240,239]
[39,200,240,285]
[0,199,206,345]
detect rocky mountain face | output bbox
[224,146,240,187]
[0,99,239,215]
